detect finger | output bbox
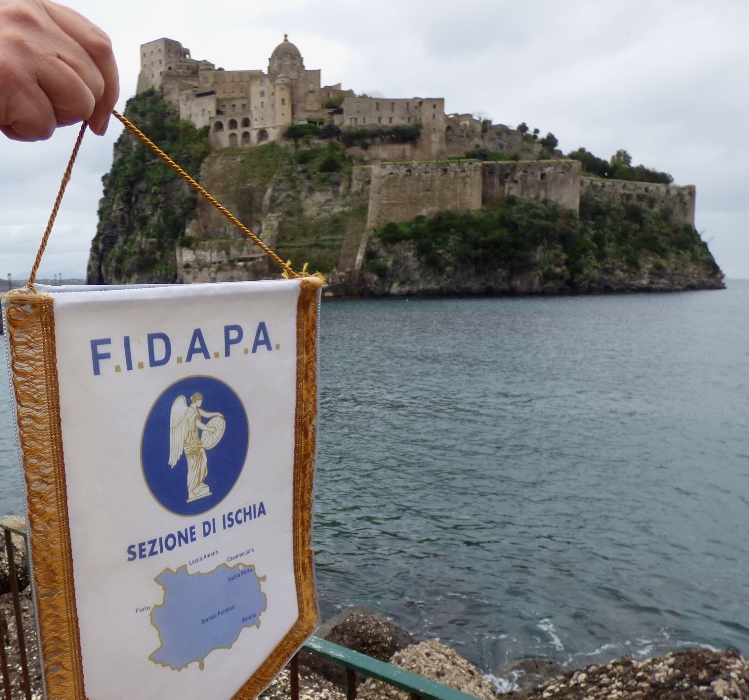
[0,124,26,141]
[0,85,56,141]
[36,56,97,126]
[41,0,118,135]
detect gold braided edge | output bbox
[232,276,323,699]
[3,290,86,700]
[112,110,298,280]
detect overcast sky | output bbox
[1,0,747,281]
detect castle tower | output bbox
[137,38,193,93]
[274,76,293,129]
[267,35,322,122]
[268,35,305,80]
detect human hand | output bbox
[0,0,119,141]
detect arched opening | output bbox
[241,131,250,146]
[228,119,238,130]
[229,133,238,146]
[257,129,269,143]
[241,117,250,128]
[213,121,224,131]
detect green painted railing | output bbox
[296,636,481,700]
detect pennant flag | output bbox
[2,278,322,700]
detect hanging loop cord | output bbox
[112,110,298,279]
[27,122,88,288]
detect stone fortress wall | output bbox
[366,162,484,230]
[483,160,582,212]
[365,159,585,235]
[364,160,694,246]
[580,178,695,227]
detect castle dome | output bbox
[271,35,301,60]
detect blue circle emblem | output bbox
[142,376,249,516]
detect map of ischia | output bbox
[150,563,267,670]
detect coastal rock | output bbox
[357,638,497,700]
[299,606,414,686]
[259,668,344,700]
[493,658,564,691]
[502,649,749,700]
[361,240,724,298]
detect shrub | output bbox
[341,123,422,148]
[568,147,673,184]
[293,149,315,165]
[285,123,317,140]
[465,147,507,161]
[284,122,341,141]
[540,132,558,150]
[318,153,343,172]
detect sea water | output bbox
[2,281,749,673]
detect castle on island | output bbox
[136,36,696,239]
[136,35,525,161]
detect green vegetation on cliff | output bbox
[192,141,367,276]
[271,144,367,273]
[282,122,422,150]
[568,148,673,184]
[88,90,210,283]
[340,123,422,149]
[365,195,721,292]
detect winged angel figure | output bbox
[169,392,225,502]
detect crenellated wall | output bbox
[580,178,695,226]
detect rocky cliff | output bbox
[88,92,723,294]
[87,90,211,284]
[359,196,724,296]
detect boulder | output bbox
[357,638,497,700]
[299,606,414,687]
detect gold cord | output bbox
[27,122,88,289]
[112,110,298,279]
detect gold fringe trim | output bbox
[3,290,85,699]
[233,276,322,699]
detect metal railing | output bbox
[293,637,480,700]
[0,517,32,700]
[0,517,478,700]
